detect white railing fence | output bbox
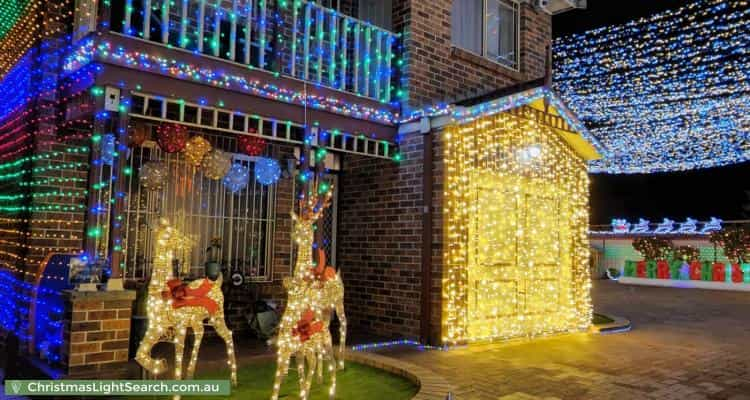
[106,0,398,102]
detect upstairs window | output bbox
[359,0,393,31]
[452,0,520,70]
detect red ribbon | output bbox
[636,261,647,278]
[310,249,337,282]
[161,278,219,314]
[712,262,725,282]
[656,260,670,279]
[689,261,702,280]
[292,309,324,343]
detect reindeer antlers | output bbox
[295,175,334,222]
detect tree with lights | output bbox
[633,237,673,261]
[710,226,750,263]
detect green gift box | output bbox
[701,261,713,281]
[669,260,682,280]
[623,260,636,277]
[646,260,657,279]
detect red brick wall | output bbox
[337,132,426,339]
[63,291,136,378]
[394,0,552,110]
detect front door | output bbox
[467,173,573,339]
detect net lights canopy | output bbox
[554,0,750,174]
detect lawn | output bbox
[142,360,418,400]
[593,313,614,325]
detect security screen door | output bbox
[467,173,573,339]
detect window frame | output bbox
[452,0,521,71]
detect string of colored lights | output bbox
[65,39,399,125]
[554,0,750,174]
[350,340,452,352]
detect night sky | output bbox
[552,1,750,225]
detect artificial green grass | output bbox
[136,360,418,400]
[592,313,614,325]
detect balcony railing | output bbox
[106,0,398,103]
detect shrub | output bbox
[672,245,700,262]
[633,237,672,261]
[710,226,750,263]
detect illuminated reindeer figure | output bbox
[136,219,237,393]
[271,179,346,400]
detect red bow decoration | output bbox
[310,249,337,282]
[656,260,670,279]
[689,261,702,280]
[161,278,219,314]
[292,309,324,343]
[636,261,647,278]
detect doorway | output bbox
[467,172,574,339]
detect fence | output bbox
[121,131,276,282]
[104,0,398,102]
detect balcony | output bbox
[106,0,399,103]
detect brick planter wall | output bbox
[62,290,136,378]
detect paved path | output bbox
[377,280,750,400]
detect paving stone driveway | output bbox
[378,280,750,400]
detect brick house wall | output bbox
[337,132,424,339]
[394,0,552,110]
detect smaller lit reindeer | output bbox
[271,178,346,400]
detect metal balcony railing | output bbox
[106,0,399,103]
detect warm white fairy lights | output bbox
[272,182,346,400]
[442,110,592,344]
[135,220,237,388]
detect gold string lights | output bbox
[442,108,592,344]
[272,180,346,400]
[135,219,237,393]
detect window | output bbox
[359,0,393,31]
[452,0,519,69]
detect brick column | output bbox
[62,290,136,378]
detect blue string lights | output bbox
[554,0,750,174]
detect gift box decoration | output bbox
[689,261,702,280]
[657,260,670,279]
[624,260,636,277]
[701,261,713,281]
[636,261,647,278]
[712,262,725,282]
[731,263,743,283]
[646,260,657,279]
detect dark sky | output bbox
[552,1,750,225]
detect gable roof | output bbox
[453,80,606,161]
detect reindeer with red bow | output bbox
[136,219,237,397]
[271,179,346,400]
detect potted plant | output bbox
[205,237,222,280]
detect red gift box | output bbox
[689,261,702,280]
[636,261,647,278]
[712,262,725,282]
[656,260,670,279]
